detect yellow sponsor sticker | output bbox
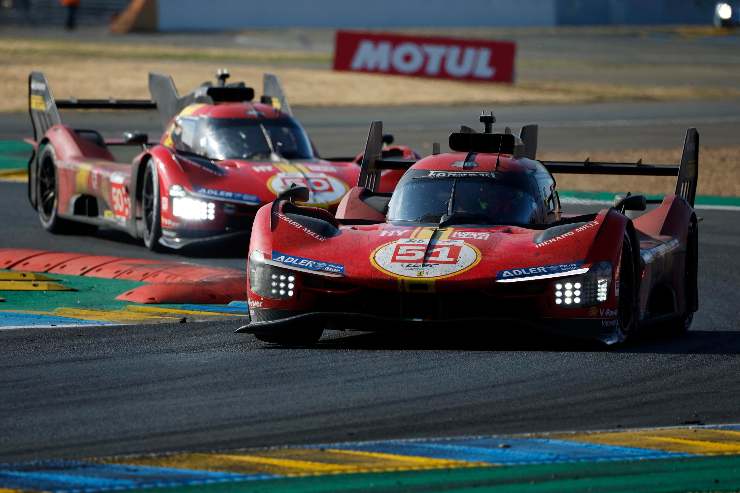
[30,94,46,111]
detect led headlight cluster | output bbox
[555,281,582,306]
[270,273,296,298]
[170,185,216,221]
[552,261,612,308]
[249,250,299,300]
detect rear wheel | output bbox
[616,234,638,342]
[253,327,324,346]
[141,160,162,251]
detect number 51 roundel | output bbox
[371,239,481,280]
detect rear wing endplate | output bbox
[148,72,198,128]
[262,73,292,116]
[539,128,699,207]
[357,121,416,191]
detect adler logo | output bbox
[334,31,515,83]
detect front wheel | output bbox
[253,327,324,346]
[36,145,78,233]
[141,160,162,251]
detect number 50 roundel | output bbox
[371,239,481,280]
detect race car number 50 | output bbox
[372,239,480,280]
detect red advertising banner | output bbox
[333,31,516,83]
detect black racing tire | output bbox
[253,326,324,346]
[616,233,638,342]
[141,160,163,251]
[36,145,78,234]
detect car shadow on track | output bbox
[621,330,740,355]
[301,329,602,352]
[258,329,740,355]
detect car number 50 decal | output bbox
[371,239,481,280]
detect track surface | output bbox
[1,102,740,462]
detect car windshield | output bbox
[387,171,538,226]
[179,117,314,161]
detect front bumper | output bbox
[237,308,623,345]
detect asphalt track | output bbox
[1,101,740,462]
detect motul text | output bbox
[334,31,516,83]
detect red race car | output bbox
[239,113,699,346]
[27,70,416,250]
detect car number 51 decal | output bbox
[371,239,481,280]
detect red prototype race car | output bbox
[27,71,416,250]
[239,114,699,345]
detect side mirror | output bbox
[382,133,394,145]
[123,131,148,145]
[278,185,310,203]
[271,185,311,230]
[613,194,647,212]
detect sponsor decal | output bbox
[379,229,409,237]
[451,231,490,241]
[252,165,275,173]
[162,217,178,228]
[600,308,618,318]
[451,160,478,170]
[30,94,47,111]
[195,187,261,205]
[602,319,619,328]
[371,238,481,280]
[640,238,680,264]
[497,261,584,280]
[428,170,496,179]
[307,164,341,173]
[30,80,47,92]
[535,221,598,248]
[75,163,92,193]
[334,31,516,83]
[248,299,263,309]
[272,251,344,275]
[110,173,130,220]
[278,212,327,242]
[268,171,348,207]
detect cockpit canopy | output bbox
[171,116,314,161]
[387,169,539,226]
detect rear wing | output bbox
[524,125,699,207]
[357,121,416,191]
[28,72,156,142]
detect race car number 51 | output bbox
[391,243,462,264]
[372,239,480,280]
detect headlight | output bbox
[553,261,612,307]
[717,2,733,20]
[169,186,215,221]
[249,250,299,300]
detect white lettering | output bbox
[392,42,424,74]
[444,46,476,78]
[473,48,496,78]
[421,44,447,75]
[351,41,391,71]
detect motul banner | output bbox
[333,31,516,83]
